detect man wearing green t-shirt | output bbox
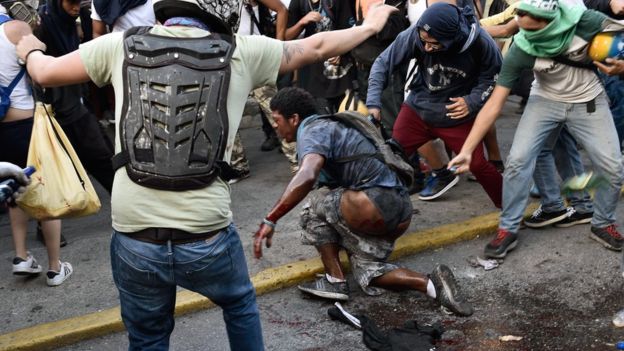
[449,0,624,259]
[14,0,397,349]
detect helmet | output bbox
[153,0,241,36]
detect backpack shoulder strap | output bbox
[6,68,25,93]
[0,14,12,26]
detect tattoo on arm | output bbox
[282,42,304,64]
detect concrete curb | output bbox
[0,205,537,351]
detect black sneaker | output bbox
[554,209,593,228]
[260,135,280,152]
[429,265,473,316]
[590,224,623,251]
[298,275,349,301]
[484,229,517,258]
[418,172,459,201]
[524,206,569,228]
[36,223,67,248]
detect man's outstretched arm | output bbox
[16,34,90,87]
[278,4,397,74]
[253,153,325,258]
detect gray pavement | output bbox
[59,212,624,350]
[4,95,616,350]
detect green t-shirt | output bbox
[79,26,282,233]
[497,10,606,103]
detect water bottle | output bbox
[0,166,35,203]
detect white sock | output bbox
[326,273,346,283]
[426,279,436,299]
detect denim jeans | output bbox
[111,224,263,351]
[501,93,623,233]
[601,72,624,148]
[533,125,593,214]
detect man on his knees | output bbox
[254,87,473,316]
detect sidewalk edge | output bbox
[0,207,522,351]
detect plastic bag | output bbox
[16,103,101,219]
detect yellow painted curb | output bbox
[0,205,539,351]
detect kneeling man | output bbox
[253,87,473,316]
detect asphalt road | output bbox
[59,215,624,350]
[5,95,624,350]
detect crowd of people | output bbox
[2,0,624,348]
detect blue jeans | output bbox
[501,93,623,233]
[111,224,264,351]
[533,125,593,214]
[601,72,624,148]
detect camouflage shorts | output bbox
[300,186,412,295]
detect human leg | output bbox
[176,225,264,351]
[111,232,177,350]
[432,121,502,208]
[486,96,566,257]
[565,94,624,250]
[229,132,251,183]
[61,113,114,194]
[392,105,457,200]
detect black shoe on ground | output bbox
[36,223,67,248]
[554,209,593,228]
[590,224,623,251]
[260,135,280,152]
[298,275,349,301]
[524,206,569,228]
[484,229,517,259]
[429,265,473,316]
[418,171,459,201]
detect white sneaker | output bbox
[46,261,73,286]
[12,252,43,275]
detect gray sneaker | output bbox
[298,275,349,301]
[430,265,474,316]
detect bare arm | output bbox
[448,85,510,173]
[285,11,321,40]
[279,4,397,74]
[253,153,325,258]
[259,0,288,40]
[5,20,32,45]
[484,19,519,38]
[16,34,90,87]
[92,19,108,38]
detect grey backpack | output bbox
[322,111,415,188]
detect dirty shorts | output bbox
[300,186,413,296]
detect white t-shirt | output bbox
[238,2,261,36]
[91,0,155,32]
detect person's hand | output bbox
[16,34,46,62]
[327,56,340,65]
[448,152,472,174]
[301,11,323,25]
[0,162,31,202]
[446,97,470,119]
[594,58,624,76]
[368,107,381,121]
[253,222,275,259]
[361,4,399,34]
[610,0,624,16]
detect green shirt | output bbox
[497,10,606,103]
[79,26,282,233]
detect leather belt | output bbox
[123,227,223,245]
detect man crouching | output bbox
[253,87,473,316]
